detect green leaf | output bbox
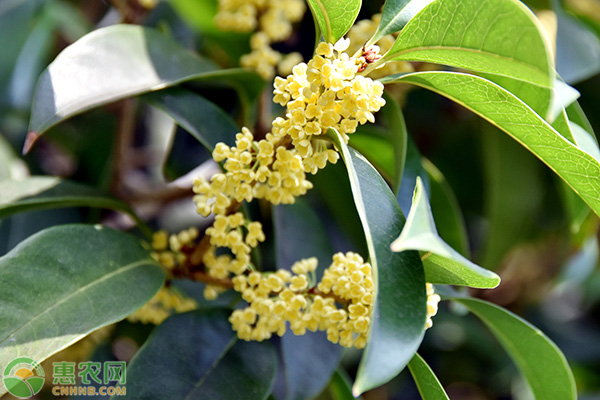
[391,177,500,288]
[324,369,361,400]
[383,0,554,87]
[143,88,239,150]
[423,159,470,257]
[326,129,426,395]
[369,0,434,46]
[397,137,430,215]
[0,176,149,236]
[452,297,577,400]
[0,135,23,180]
[381,71,600,217]
[381,93,408,193]
[28,25,262,137]
[306,0,361,43]
[408,353,450,400]
[0,224,164,396]
[273,200,342,400]
[118,309,277,400]
[348,125,395,180]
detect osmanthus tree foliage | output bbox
[2,0,598,398]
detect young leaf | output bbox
[326,129,427,396]
[306,0,361,43]
[383,0,554,88]
[143,88,239,150]
[408,353,450,400]
[118,310,277,400]
[452,297,577,400]
[391,177,500,288]
[381,71,600,217]
[368,0,435,46]
[0,224,164,396]
[273,200,343,400]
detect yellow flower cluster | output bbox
[215,0,306,79]
[128,229,199,324]
[229,252,373,348]
[425,283,441,329]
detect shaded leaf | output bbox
[348,125,395,180]
[0,224,164,396]
[381,93,408,193]
[118,310,277,400]
[408,353,450,400]
[452,297,577,400]
[369,0,435,46]
[306,0,361,43]
[397,137,429,215]
[391,177,500,288]
[326,129,426,395]
[382,71,600,217]
[323,369,361,400]
[383,0,554,88]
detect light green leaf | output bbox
[118,309,277,400]
[391,177,499,287]
[408,353,450,400]
[306,0,361,43]
[453,298,577,400]
[383,0,554,88]
[0,176,149,236]
[143,88,239,150]
[0,224,164,396]
[381,71,600,217]
[326,129,427,395]
[369,0,434,46]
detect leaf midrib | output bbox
[0,258,154,346]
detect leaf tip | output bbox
[22,131,41,155]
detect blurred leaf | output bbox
[0,135,23,180]
[321,369,360,400]
[273,199,343,400]
[408,353,450,400]
[453,297,577,400]
[30,24,225,136]
[382,71,600,217]
[555,6,600,84]
[45,0,91,42]
[423,159,470,257]
[397,137,429,216]
[143,88,239,150]
[326,128,426,395]
[381,94,407,193]
[306,0,361,43]
[118,309,277,400]
[0,177,147,234]
[348,125,394,180]
[0,224,164,396]
[481,127,544,268]
[384,0,554,88]
[391,177,500,288]
[369,0,435,46]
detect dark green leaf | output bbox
[408,353,450,400]
[348,125,395,180]
[326,129,426,395]
[452,298,577,400]
[397,137,429,215]
[323,369,361,400]
[383,0,554,88]
[0,224,164,396]
[143,88,239,150]
[381,71,600,217]
[306,0,361,43]
[118,310,277,400]
[381,94,407,193]
[273,199,342,400]
[391,177,500,288]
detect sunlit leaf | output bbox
[391,177,500,287]
[0,224,164,396]
[383,0,554,88]
[452,297,577,400]
[369,0,434,46]
[408,353,450,400]
[306,0,361,43]
[326,128,426,395]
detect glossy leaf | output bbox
[0,224,164,396]
[453,297,577,400]
[383,0,553,88]
[119,309,277,400]
[28,24,263,138]
[273,200,342,400]
[382,71,600,217]
[391,177,499,287]
[326,128,426,395]
[369,0,434,46]
[348,125,395,180]
[408,353,450,400]
[306,0,361,43]
[143,88,239,150]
